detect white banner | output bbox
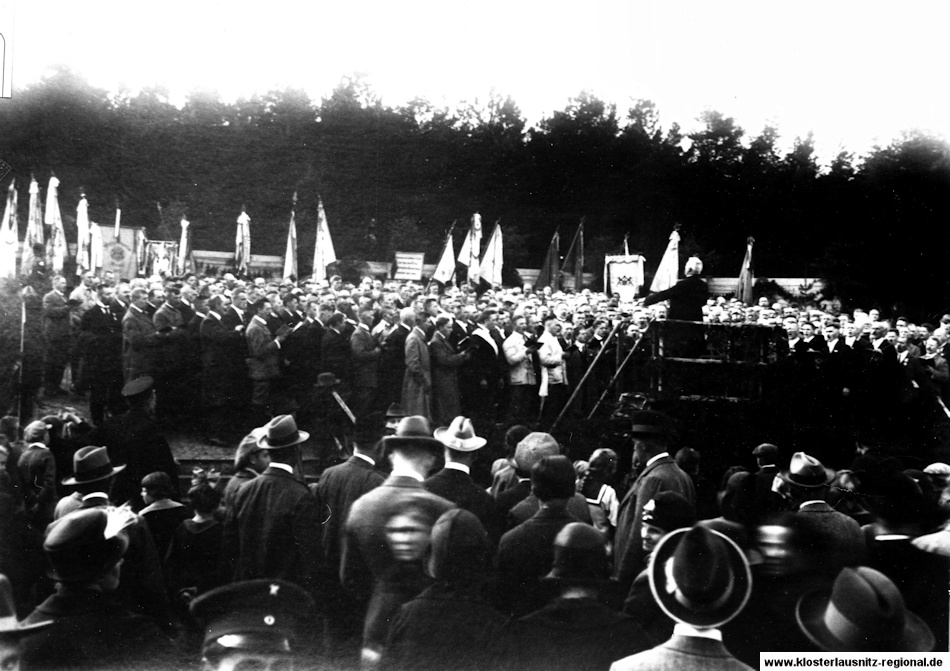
[393,251,425,280]
[605,255,645,302]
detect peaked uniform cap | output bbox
[434,416,486,451]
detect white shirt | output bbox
[646,452,670,468]
[391,465,425,482]
[354,452,376,467]
[444,462,471,475]
[269,462,294,474]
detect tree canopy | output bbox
[1,68,948,316]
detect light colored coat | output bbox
[504,331,536,386]
[402,326,431,417]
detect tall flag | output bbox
[479,222,503,287]
[650,227,681,292]
[457,213,482,283]
[177,217,191,276]
[312,196,337,281]
[431,220,457,285]
[21,177,43,276]
[0,182,17,278]
[562,220,585,291]
[235,207,251,275]
[535,229,560,291]
[76,192,90,276]
[45,176,67,273]
[114,204,121,238]
[283,193,298,280]
[90,223,104,272]
[737,236,755,304]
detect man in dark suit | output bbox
[496,455,580,617]
[315,412,387,661]
[614,411,696,591]
[322,312,352,385]
[221,415,322,595]
[642,256,708,322]
[350,307,382,418]
[200,295,248,445]
[341,416,454,668]
[18,420,57,527]
[42,274,72,396]
[122,288,156,383]
[380,309,411,408]
[80,284,124,426]
[610,525,755,671]
[427,416,503,546]
[19,508,179,670]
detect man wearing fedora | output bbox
[341,416,454,668]
[60,445,173,633]
[774,451,866,573]
[18,508,180,670]
[614,411,695,589]
[427,417,503,545]
[222,415,321,596]
[610,525,755,671]
[315,412,387,660]
[497,523,655,671]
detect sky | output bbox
[3,0,949,166]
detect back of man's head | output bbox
[531,455,576,502]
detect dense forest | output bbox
[1,67,949,316]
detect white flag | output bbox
[178,218,190,276]
[236,209,251,275]
[432,233,456,284]
[46,177,67,273]
[283,201,298,280]
[76,194,90,275]
[650,229,680,293]
[0,182,17,279]
[479,224,503,287]
[312,197,337,281]
[457,213,482,282]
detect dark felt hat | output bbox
[649,525,752,628]
[629,410,673,437]
[780,452,834,488]
[752,443,779,461]
[257,415,310,450]
[642,491,696,532]
[543,523,611,586]
[0,574,51,637]
[380,416,442,454]
[44,508,132,583]
[353,412,386,446]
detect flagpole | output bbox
[17,295,25,421]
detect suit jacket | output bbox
[200,312,247,405]
[424,467,504,545]
[497,505,578,616]
[221,465,322,593]
[246,317,281,381]
[42,289,72,342]
[153,303,188,375]
[402,327,432,416]
[429,331,466,425]
[322,328,351,381]
[499,597,655,671]
[615,456,695,585]
[642,275,709,322]
[610,634,754,671]
[350,325,381,389]
[20,587,179,670]
[508,492,593,528]
[81,303,123,377]
[123,306,157,380]
[316,455,385,575]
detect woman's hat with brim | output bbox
[62,446,126,486]
[434,416,486,452]
[380,416,443,454]
[257,415,310,450]
[796,566,934,652]
[649,525,752,629]
[0,574,51,637]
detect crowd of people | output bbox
[1,262,949,669]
